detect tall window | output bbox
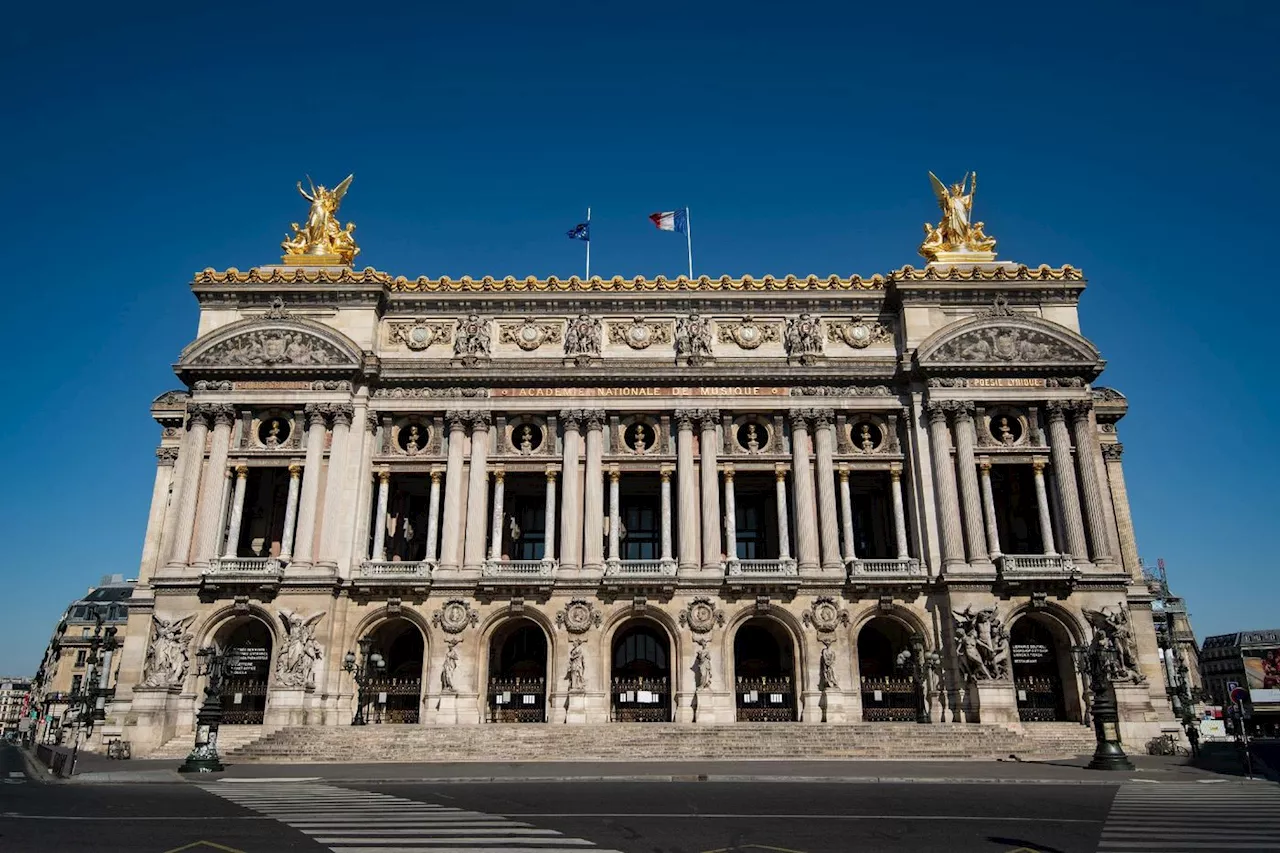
[70,675,82,695]
[622,499,660,560]
[74,650,87,667]
[511,500,546,561]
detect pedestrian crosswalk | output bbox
[202,780,625,853]
[1098,781,1280,852]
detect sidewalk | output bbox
[55,750,1277,787]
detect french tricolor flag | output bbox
[649,208,688,234]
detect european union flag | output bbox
[567,222,590,242]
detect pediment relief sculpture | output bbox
[917,312,1100,369]
[191,328,351,367]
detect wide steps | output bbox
[147,724,281,759]
[227,722,1096,763]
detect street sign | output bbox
[1231,686,1250,705]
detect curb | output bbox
[15,746,56,784]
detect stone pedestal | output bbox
[565,692,588,725]
[127,686,184,756]
[265,686,311,727]
[972,679,1020,727]
[1113,682,1162,746]
[819,689,846,724]
[801,689,824,724]
[674,691,695,723]
[692,690,723,724]
[434,692,458,725]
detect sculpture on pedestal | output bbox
[275,610,325,688]
[693,638,714,691]
[141,614,195,689]
[918,171,998,262]
[441,639,461,692]
[1084,606,1148,684]
[953,605,1010,681]
[281,175,359,264]
[566,639,587,693]
[819,640,839,690]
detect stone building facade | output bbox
[106,197,1176,755]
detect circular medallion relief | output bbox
[735,421,769,453]
[810,600,841,632]
[258,416,292,448]
[851,421,883,453]
[628,325,652,347]
[435,600,475,634]
[683,598,720,633]
[558,600,598,634]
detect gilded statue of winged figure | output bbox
[919,171,997,262]
[282,174,360,264]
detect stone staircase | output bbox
[222,721,1097,763]
[147,724,283,759]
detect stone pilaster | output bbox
[1044,402,1088,562]
[1102,443,1141,578]
[925,402,965,569]
[318,403,354,568]
[1069,401,1114,567]
[438,412,469,572]
[160,408,206,569]
[138,448,178,582]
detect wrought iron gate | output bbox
[1016,676,1065,722]
[611,676,670,722]
[735,676,796,722]
[364,677,422,723]
[488,677,546,723]
[860,676,921,722]
[219,678,267,725]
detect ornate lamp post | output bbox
[343,637,385,726]
[1072,638,1134,771]
[179,646,225,773]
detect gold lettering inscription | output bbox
[492,386,789,398]
[966,378,1047,388]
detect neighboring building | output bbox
[1201,629,1280,734]
[1143,558,1204,718]
[0,678,32,737]
[30,575,133,744]
[105,175,1177,757]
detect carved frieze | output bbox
[192,330,348,367]
[827,316,892,349]
[608,318,672,350]
[790,385,893,397]
[388,320,453,351]
[373,387,489,398]
[932,327,1080,363]
[717,316,781,350]
[563,314,603,357]
[498,319,564,352]
[454,314,492,360]
[784,313,824,361]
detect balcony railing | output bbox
[727,558,799,577]
[996,554,1077,577]
[204,557,281,575]
[604,559,678,577]
[358,560,434,578]
[482,559,556,578]
[848,558,924,579]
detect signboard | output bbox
[1013,643,1052,666]
[1244,648,1280,691]
[224,646,270,677]
[1200,719,1227,738]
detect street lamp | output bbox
[178,646,225,773]
[1072,638,1135,771]
[343,637,386,726]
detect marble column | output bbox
[438,412,469,572]
[559,410,584,573]
[722,465,738,566]
[279,463,302,562]
[1102,444,1141,575]
[291,404,329,567]
[978,459,1002,560]
[698,409,722,570]
[889,465,910,559]
[607,467,621,566]
[318,403,354,567]
[582,411,606,573]
[1044,402,1088,560]
[1031,458,1057,555]
[775,465,792,562]
[542,468,557,564]
[925,402,966,568]
[951,404,989,565]
[789,411,820,573]
[675,411,701,573]
[812,410,843,571]
[838,465,856,563]
[190,405,236,567]
[462,413,492,572]
[165,407,212,568]
[221,464,250,559]
[489,468,506,562]
[1069,402,1113,565]
[348,410,379,570]
[427,468,442,560]
[139,448,179,582]
[370,469,391,561]
[659,466,674,567]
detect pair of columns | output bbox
[370,468,442,564]
[926,399,1115,569]
[435,410,492,573]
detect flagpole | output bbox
[585,207,591,280]
[685,207,693,280]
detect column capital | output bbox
[889,464,903,481]
[978,457,992,473]
[787,408,810,430]
[445,409,470,431]
[559,408,585,430]
[377,468,391,484]
[288,461,302,477]
[492,466,505,482]
[810,407,836,429]
[951,400,975,422]
[673,409,697,430]
[582,409,607,431]
[1042,400,1068,422]
[205,403,237,428]
[1066,399,1094,421]
[924,400,949,423]
[690,408,720,431]
[775,463,789,482]
[1102,442,1124,461]
[722,463,734,480]
[365,409,381,433]
[1032,456,1048,473]
[468,410,492,431]
[545,467,559,481]
[184,403,217,430]
[608,465,621,482]
[660,465,673,482]
[328,403,355,427]
[234,463,249,478]
[155,447,179,467]
[304,402,329,428]
[837,463,849,481]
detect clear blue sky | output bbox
[1,2,1276,675]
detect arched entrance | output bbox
[733,618,797,722]
[487,620,548,723]
[215,617,273,725]
[610,621,671,722]
[857,617,922,722]
[1010,613,1076,722]
[360,618,425,724]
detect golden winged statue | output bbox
[918,171,998,263]
[281,174,359,265]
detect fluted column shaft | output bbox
[675,412,700,572]
[607,468,621,563]
[166,410,211,567]
[790,413,820,572]
[462,417,491,572]
[926,403,966,567]
[952,407,989,565]
[191,407,236,566]
[659,467,674,564]
[978,459,1002,559]
[559,413,584,572]
[438,414,468,571]
[279,463,302,561]
[582,413,606,572]
[722,466,738,564]
[371,470,391,560]
[1070,404,1113,565]
[838,466,856,562]
[699,410,722,569]
[221,464,250,559]
[1045,404,1088,560]
[489,469,506,561]
[318,404,353,566]
[775,466,792,561]
[291,406,329,566]
[542,469,557,562]
[1032,458,1057,555]
[813,413,843,571]
[890,466,910,559]
[425,470,442,563]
